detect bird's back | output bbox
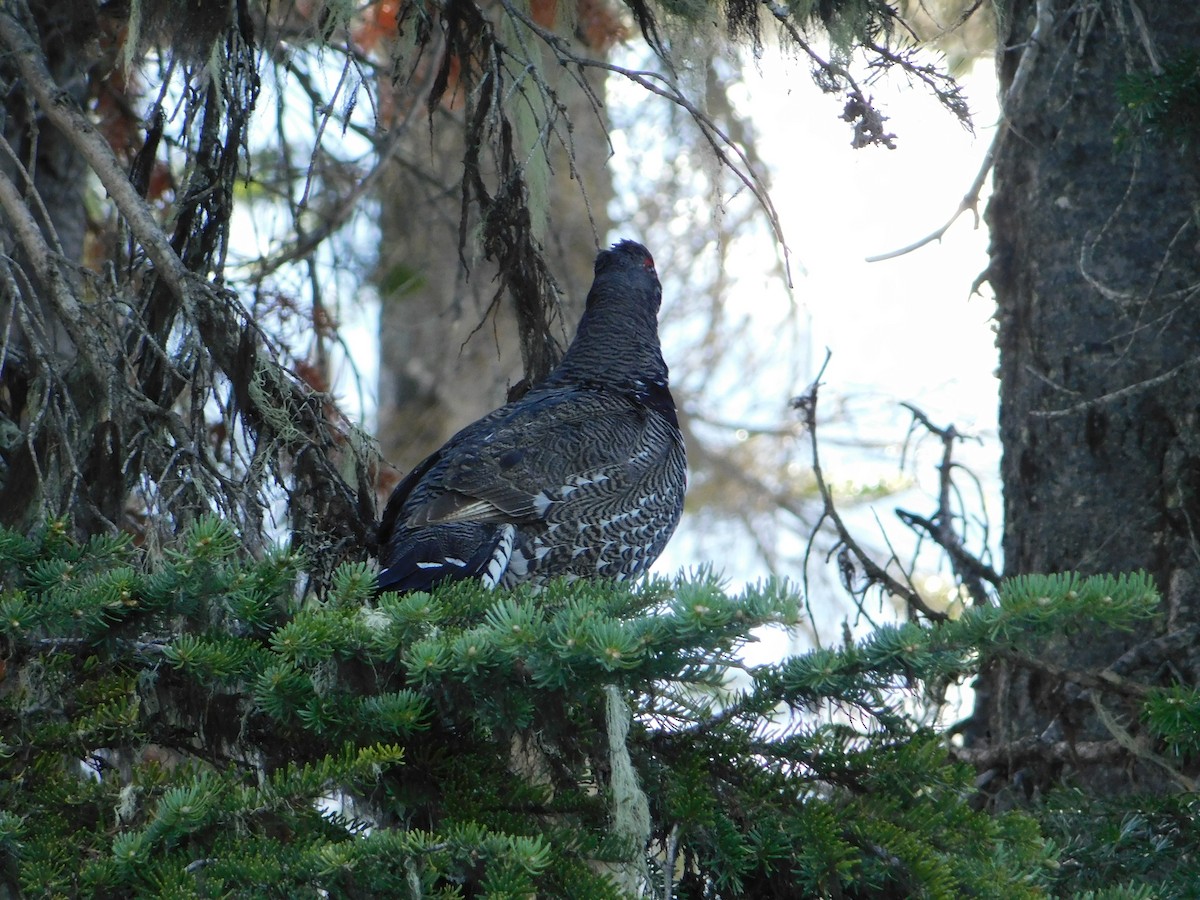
[376,241,685,593]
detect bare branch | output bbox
[992,648,1152,700]
[792,353,947,621]
[951,737,1128,769]
[497,0,792,280]
[0,166,111,380]
[1030,357,1200,420]
[0,10,193,303]
[864,155,990,262]
[866,0,1055,262]
[894,403,1000,604]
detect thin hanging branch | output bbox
[0,3,373,580]
[496,0,792,280]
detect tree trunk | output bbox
[374,27,612,481]
[974,0,1200,803]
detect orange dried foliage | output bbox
[353,0,625,124]
[438,55,467,110]
[295,359,331,394]
[208,421,229,455]
[355,0,403,53]
[93,76,139,161]
[90,12,142,159]
[530,0,558,29]
[377,466,402,496]
[144,161,173,203]
[311,303,339,339]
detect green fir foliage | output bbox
[1040,789,1200,896]
[0,523,1194,896]
[1117,52,1200,148]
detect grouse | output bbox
[376,240,686,593]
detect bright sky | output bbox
[767,57,1001,429]
[652,53,1004,639]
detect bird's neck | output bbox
[551,300,668,390]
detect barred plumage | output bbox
[376,240,687,593]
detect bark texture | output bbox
[976,0,1200,802]
[375,43,612,481]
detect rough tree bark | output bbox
[374,11,613,480]
[974,0,1200,802]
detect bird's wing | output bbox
[398,387,661,529]
[376,445,443,552]
[375,397,522,549]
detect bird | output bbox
[376,239,686,594]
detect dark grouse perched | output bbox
[376,240,686,593]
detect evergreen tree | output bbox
[9,516,1183,897]
[973,0,1200,812]
[2,0,1199,896]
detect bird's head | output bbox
[541,238,668,389]
[595,240,657,277]
[587,239,662,316]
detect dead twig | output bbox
[895,403,1000,605]
[992,648,1152,700]
[792,353,947,622]
[951,736,1127,769]
[498,0,791,281]
[0,10,194,304]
